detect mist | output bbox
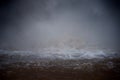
[0,0,119,51]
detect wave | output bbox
[0,47,119,60]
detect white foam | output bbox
[37,47,115,59]
[0,47,118,59]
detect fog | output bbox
[0,0,119,51]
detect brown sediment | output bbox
[0,58,120,80]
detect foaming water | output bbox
[0,47,119,60]
[38,47,119,59]
[0,47,119,71]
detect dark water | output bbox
[0,49,120,80]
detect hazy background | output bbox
[0,0,119,51]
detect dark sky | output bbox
[0,0,119,51]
